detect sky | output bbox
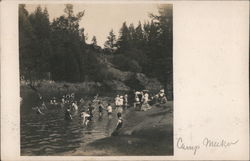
[25,3,159,47]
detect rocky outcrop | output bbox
[135,73,163,92]
[98,57,163,92]
[106,65,133,82]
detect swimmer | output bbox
[35,106,44,115]
[72,101,78,110]
[64,107,72,120]
[81,111,91,126]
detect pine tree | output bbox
[134,21,144,45]
[117,22,130,52]
[50,4,85,82]
[128,23,135,41]
[104,29,117,53]
[91,36,97,46]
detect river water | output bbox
[21,102,119,155]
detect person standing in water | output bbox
[72,101,78,111]
[116,116,123,130]
[124,94,128,109]
[98,101,104,117]
[107,103,113,119]
[64,107,72,120]
[116,103,123,118]
[112,116,123,136]
[35,106,44,115]
[88,103,95,121]
[115,95,120,109]
[81,110,91,126]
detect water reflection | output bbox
[21,102,117,155]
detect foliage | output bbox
[104,29,117,53]
[112,55,142,73]
[19,4,173,98]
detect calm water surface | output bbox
[21,101,118,155]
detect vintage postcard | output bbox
[0,0,249,160]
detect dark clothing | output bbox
[116,118,123,130]
[98,105,103,112]
[86,116,91,121]
[138,94,142,102]
[64,109,72,120]
[88,106,94,120]
[117,112,122,118]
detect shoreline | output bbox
[62,102,173,156]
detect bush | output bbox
[112,55,142,73]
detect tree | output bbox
[134,21,144,47]
[91,36,97,46]
[50,4,85,82]
[116,22,130,52]
[28,6,52,73]
[128,23,136,41]
[104,29,117,53]
[19,4,47,93]
[148,4,173,99]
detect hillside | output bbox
[96,54,164,93]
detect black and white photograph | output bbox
[19,3,173,156]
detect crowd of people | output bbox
[30,89,168,135]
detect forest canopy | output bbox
[19,4,173,92]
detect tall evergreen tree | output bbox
[128,23,136,42]
[50,4,85,82]
[116,22,129,52]
[91,36,97,46]
[104,29,117,53]
[134,21,144,46]
[29,6,52,73]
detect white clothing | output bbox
[107,106,112,113]
[72,103,78,110]
[118,97,124,106]
[159,92,165,97]
[115,97,120,106]
[143,93,149,103]
[81,112,90,119]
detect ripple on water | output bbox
[21,103,119,155]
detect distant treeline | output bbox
[19,4,173,88]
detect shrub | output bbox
[112,54,142,73]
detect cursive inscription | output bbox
[177,137,200,155]
[203,137,239,148]
[176,137,239,155]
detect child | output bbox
[111,116,123,136]
[116,105,123,118]
[119,96,124,108]
[107,103,113,119]
[134,95,140,110]
[124,94,128,109]
[88,103,95,120]
[64,107,72,120]
[116,116,123,131]
[81,111,91,126]
[35,106,44,115]
[72,101,78,111]
[115,95,120,109]
[98,101,104,117]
